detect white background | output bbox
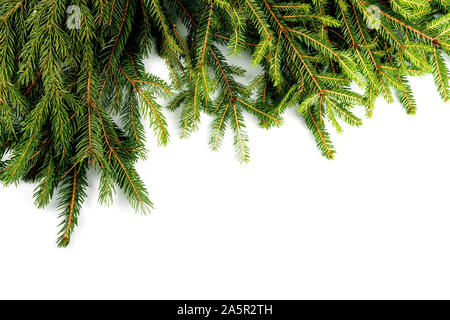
[1,54,450,300]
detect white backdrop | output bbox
[1,54,450,299]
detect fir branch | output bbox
[1,0,449,246]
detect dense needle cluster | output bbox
[0,0,448,246]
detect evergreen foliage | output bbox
[0,0,448,245]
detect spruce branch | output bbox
[0,0,448,245]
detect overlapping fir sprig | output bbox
[0,0,448,246]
